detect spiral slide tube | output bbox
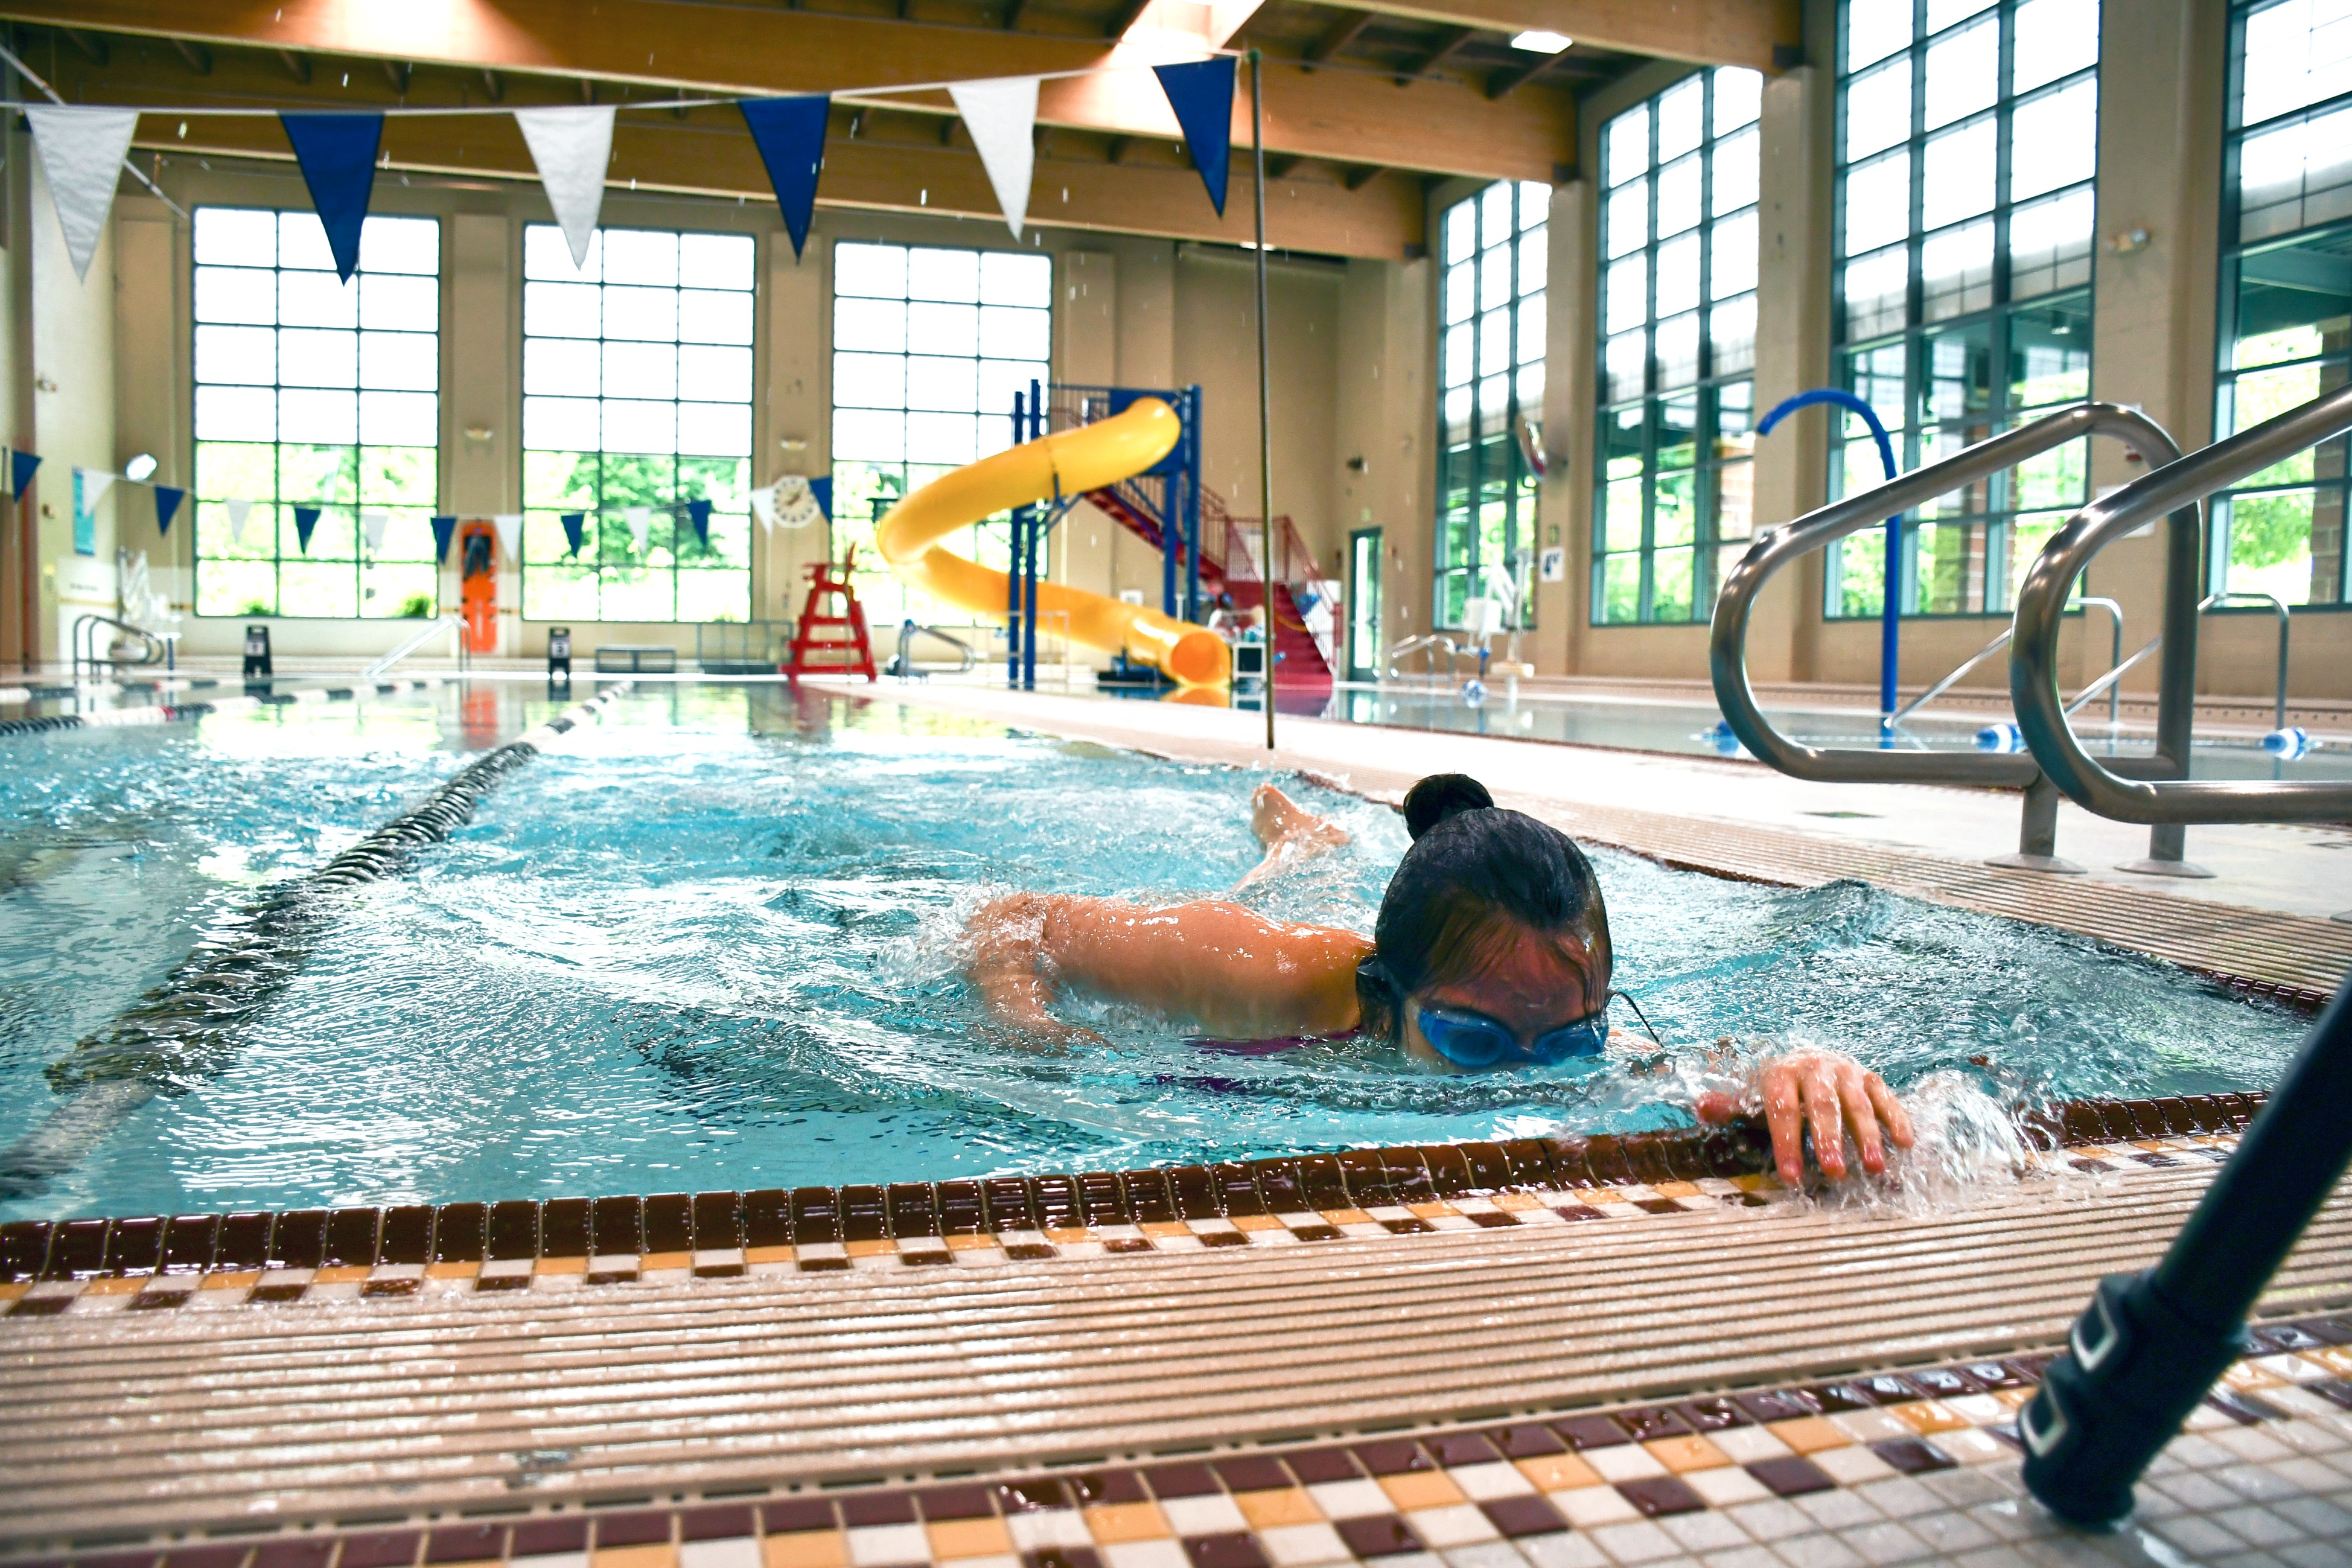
[873,398,1231,687]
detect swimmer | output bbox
[966,772,1914,1188]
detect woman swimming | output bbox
[966,773,1913,1188]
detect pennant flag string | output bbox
[430,515,458,564]
[0,43,186,220]
[515,106,617,269]
[949,77,1041,240]
[293,505,322,554]
[1153,57,1237,218]
[559,512,587,558]
[9,450,41,500]
[25,107,140,283]
[155,486,186,535]
[280,112,384,282]
[687,498,713,547]
[226,498,254,545]
[739,95,830,260]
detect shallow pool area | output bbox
[0,682,2312,1223]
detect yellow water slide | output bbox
[873,397,1231,687]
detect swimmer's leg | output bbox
[1238,783,1350,888]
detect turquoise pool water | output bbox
[0,683,2310,1220]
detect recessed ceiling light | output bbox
[1511,29,1573,53]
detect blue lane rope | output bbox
[1757,388,1902,730]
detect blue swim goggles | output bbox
[1410,1001,1611,1069]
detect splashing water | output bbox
[0,686,2310,1220]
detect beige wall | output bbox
[30,155,120,666]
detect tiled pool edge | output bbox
[0,1094,2262,1311]
[0,677,455,738]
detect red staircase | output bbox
[1224,581,1333,697]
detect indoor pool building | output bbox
[3,1,2352,1563]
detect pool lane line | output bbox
[0,677,453,739]
[0,681,634,1201]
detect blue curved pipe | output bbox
[1758,388,1902,728]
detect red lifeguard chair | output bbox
[784,547,878,682]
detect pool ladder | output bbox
[1712,381,2352,870]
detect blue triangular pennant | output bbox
[293,505,322,553]
[1154,59,1237,217]
[811,476,833,521]
[280,112,384,282]
[430,514,457,563]
[687,498,713,547]
[155,486,185,535]
[8,450,39,499]
[739,96,830,260]
[560,511,586,556]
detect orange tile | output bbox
[1232,1214,1286,1232]
[1650,1182,1702,1199]
[423,1261,478,1280]
[535,1257,587,1275]
[1378,1471,1465,1510]
[1644,1435,1730,1471]
[641,1251,692,1270]
[844,1239,896,1258]
[83,1276,146,1295]
[0,1283,25,1301]
[2310,1347,2352,1377]
[1767,1417,1850,1455]
[203,1270,261,1289]
[745,1245,795,1264]
[1083,1503,1170,1543]
[1890,1400,1970,1434]
[1491,1194,1545,1212]
[2222,1363,2286,1392]
[1140,1222,1193,1238]
[314,1266,372,1284]
[1992,1388,2034,1411]
[1515,1453,1601,1491]
[928,1519,1012,1558]
[763,1532,846,1568]
[1406,1202,1458,1219]
[594,1546,676,1568]
[1235,1489,1322,1528]
[1045,1228,1089,1243]
[1321,1209,1373,1226]
[945,1234,996,1252]
[1730,1174,1782,1193]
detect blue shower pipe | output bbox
[1757,388,1902,728]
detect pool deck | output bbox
[805,678,2352,1002]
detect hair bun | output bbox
[1403,774,1494,840]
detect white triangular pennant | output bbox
[25,107,139,284]
[514,106,616,270]
[491,513,522,559]
[361,509,389,552]
[625,505,652,552]
[226,498,254,544]
[748,481,779,530]
[948,77,1039,239]
[75,467,116,506]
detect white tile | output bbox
[511,1554,588,1568]
[1723,1500,1814,1543]
[2208,1429,2298,1465]
[1103,1542,1190,1568]
[1764,1531,1864,1568]
[1584,1519,1683,1564]
[1452,1463,1537,1501]
[1257,1523,1350,1567]
[1517,1534,1610,1568]
[1849,1479,1937,1520]
[1831,1522,1930,1566]
[1695,1550,1782,1568]
[1407,1506,1500,1547]
[1161,1496,1246,1536]
[681,1540,760,1568]
[2208,1505,2307,1549]
[847,1523,929,1565]
[1658,1512,1749,1554]
[1552,1487,1640,1528]
[1307,1479,1393,1519]
[1587,1446,1670,1482]
[1006,1511,1092,1550]
[1792,1490,1882,1531]
[1440,1544,1528,1568]
[1902,1512,1997,1555]
[1812,1447,1896,1485]
[1713,1429,1795,1465]
[1936,1429,2013,1466]
[1826,1412,1915,1446]
[1687,1469,1771,1508]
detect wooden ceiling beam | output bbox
[2,1,1570,182]
[1395,25,1474,83]
[1302,12,1374,68]
[1266,0,1794,72]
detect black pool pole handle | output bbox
[2022,976,2352,1528]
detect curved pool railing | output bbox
[2012,380,2352,828]
[1711,401,2197,875]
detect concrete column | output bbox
[1546,174,1591,676]
[765,229,827,623]
[446,212,516,654]
[112,200,185,625]
[1056,251,1120,625]
[31,154,119,668]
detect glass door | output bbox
[1348,527,1383,681]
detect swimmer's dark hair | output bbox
[1357,774,1612,1041]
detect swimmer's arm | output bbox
[967,893,1367,1039]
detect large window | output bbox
[1593,68,1762,625]
[1436,182,1547,629]
[191,209,441,618]
[2212,0,2352,609]
[1826,0,2099,620]
[520,224,755,623]
[829,243,1054,626]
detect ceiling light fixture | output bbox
[1510,29,1573,53]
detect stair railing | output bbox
[1711,402,2195,873]
[2010,379,2352,826]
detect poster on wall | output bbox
[1539,546,1566,583]
[71,467,113,557]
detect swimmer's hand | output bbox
[1692,1048,1914,1187]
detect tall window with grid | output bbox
[829,243,1054,626]
[1827,0,2099,620]
[191,209,441,619]
[1593,68,1762,626]
[1436,182,1547,629]
[2212,0,2352,610]
[520,224,756,623]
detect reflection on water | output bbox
[0,684,2306,1219]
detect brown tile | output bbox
[1350,1439,1430,1475]
[671,1508,753,1544]
[695,1191,744,1250]
[1126,1170,1179,1225]
[1336,1149,1394,1206]
[1613,1406,1691,1442]
[840,1491,917,1526]
[1033,1174,1083,1229]
[640,1193,694,1255]
[1611,1477,1704,1518]
[1478,1496,1567,1538]
[1869,1438,1957,1474]
[425,1526,506,1563]
[1858,1374,1922,1404]
[928,1519,1012,1559]
[103,1216,163,1276]
[510,1519,591,1555]
[762,1499,840,1535]
[1248,1159,1304,1213]
[1213,1457,1292,1493]
[1802,1382,1877,1412]
[371,1206,430,1267]
[1674,1397,1750,1432]
[1144,1462,1220,1498]
[887,1182,938,1238]
[1554,1415,1629,1451]
[540,1197,590,1258]
[336,1532,422,1568]
[1211,1162,1267,1217]
[936,1181,987,1235]
[430,1203,484,1264]
[1744,1456,1835,1497]
[589,1195,644,1257]
[1068,1471,1148,1505]
[1377,1471,1463,1511]
[47,1218,110,1278]
[485,1200,540,1261]
[1168,1165,1222,1220]
[785,1187,838,1246]
[267,1209,325,1269]
[1082,1502,1169,1543]
[1424,1432,1500,1468]
[1233,1489,1319,1529]
[251,1543,334,1568]
[1077,1171,1129,1226]
[982,1176,1037,1231]
[1417,1144,1475,1196]
[1382,1148,1435,1203]
[1281,1448,1360,1484]
[1501,1138,1560,1187]
[920,1484,996,1520]
[1484,1424,1566,1459]
[1295,1155,1349,1211]
[762,1533,845,1568]
[996,1477,1071,1513]
[1333,1515,1422,1559]
[1514,1453,1600,1493]
[0,1220,52,1282]
[1019,1552,1100,1568]
[1180,1534,1266,1568]
[163,1548,249,1568]
[153,1214,218,1276]
[596,1511,674,1547]
[1455,1142,1514,1191]
[840,1185,888,1243]
[1732,1389,1818,1423]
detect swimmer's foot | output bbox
[1239,784,1349,889]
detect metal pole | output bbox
[1024,379,1042,689]
[1251,50,1275,751]
[1007,390,1025,687]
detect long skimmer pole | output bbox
[1251,49,1276,751]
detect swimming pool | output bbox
[0,682,2310,1222]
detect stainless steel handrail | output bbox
[2012,380,2352,826]
[1888,595,2123,728]
[363,614,467,678]
[1386,633,1458,690]
[1711,401,2192,871]
[1888,627,2010,726]
[2201,591,2290,733]
[71,614,165,684]
[890,623,978,676]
